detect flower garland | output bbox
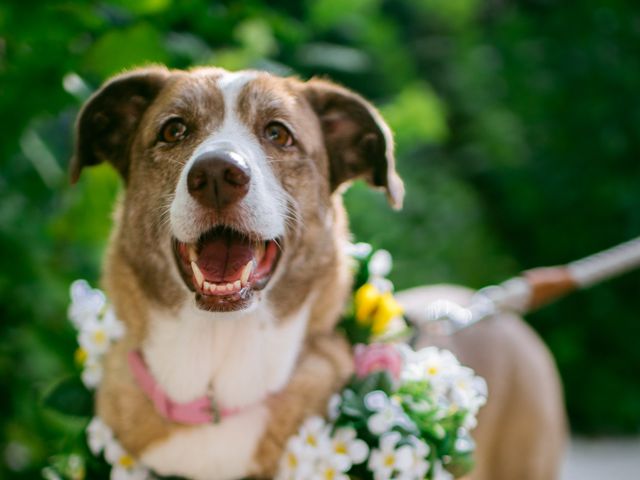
[43,244,487,480]
[43,281,151,480]
[275,244,487,480]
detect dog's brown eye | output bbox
[264,122,293,147]
[160,119,188,143]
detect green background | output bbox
[1,0,639,477]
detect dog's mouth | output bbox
[172,227,282,312]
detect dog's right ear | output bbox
[70,67,170,184]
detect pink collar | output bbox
[127,350,246,425]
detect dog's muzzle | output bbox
[172,148,283,312]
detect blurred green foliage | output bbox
[1,0,639,477]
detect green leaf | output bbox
[446,451,475,478]
[381,83,448,153]
[234,19,277,57]
[109,0,172,15]
[43,376,93,417]
[49,453,86,480]
[352,371,394,397]
[412,0,481,30]
[83,23,169,79]
[340,389,367,419]
[309,0,380,30]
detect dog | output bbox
[71,66,566,480]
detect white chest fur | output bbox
[139,298,310,480]
[143,298,310,406]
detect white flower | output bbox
[327,394,341,421]
[369,277,394,294]
[86,417,113,455]
[42,467,63,480]
[81,356,103,389]
[311,457,350,480]
[78,314,123,357]
[277,418,334,480]
[345,242,372,259]
[369,249,393,278]
[364,390,390,410]
[331,427,369,466]
[111,464,150,480]
[102,308,125,341]
[104,437,127,465]
[402,347,460,386]
[454,428,475,453]
[68,280,106,329]
[401,346,487,432]
[395,436,431,480]
[365,391,409,436]
[431,460,454,480]
[66,454,85,480]
[368,405,397,436]
[462,411,478,430]
[368,431,413,480]
[105,441,150,480]
[276,436,314,480]
[78,318,110,356]
[298,416,332,456]
[449,367,487,412]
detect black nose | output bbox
[186,150,251,209]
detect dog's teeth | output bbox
[188,245,197,262]
[240,261,254,286]
[198,278,243,294]
[191,262,205,287]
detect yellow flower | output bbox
[371,292,404,335]
[354,284,404,335]
[355,284,380,324]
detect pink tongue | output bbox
[197,237,254,283]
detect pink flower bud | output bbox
[354,343,403,382]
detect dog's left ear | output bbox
[303,79,404,209]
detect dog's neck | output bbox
[140,296,314,408]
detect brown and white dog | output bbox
[71,66,566,480]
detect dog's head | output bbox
[71,67,403,315]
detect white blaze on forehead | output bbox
[217,69,258,90]
[169,70,288,244]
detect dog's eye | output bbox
[160,119,188,143]
[264,122,293,147]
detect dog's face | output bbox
[72,67,403,315]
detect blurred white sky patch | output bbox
[20,129,64,188]
[296,43,371,72]
[63,72,92,101]
[3,441,31,472]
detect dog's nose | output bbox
[186,150,251,209]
